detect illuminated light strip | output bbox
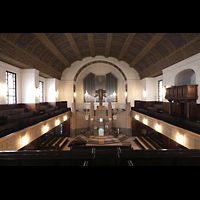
[0,112,70,151]
[132,110,200,149]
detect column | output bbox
[21,69,39,104]
[70,102,76,137]
[90,102,94,134]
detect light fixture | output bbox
[155,124,161,132]
[63,116,68,121]
[74,92,76,97]
[113,91,116,102]
[55,119,60,126]
[35,87,40,97]
[162,86,166,97]
[113,114,117,120]
[21,134,29,146]
[85,90,88,96]
[176,133,183,145]
[125,91,127,97]
[55,90,59,98]
[44,125,49,133]
[85,114,89,120]
[143,90,146,98]
[135,115,139,120]
[143,118,148,125]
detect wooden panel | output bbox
[166,85,198,101]
[174,87,178,98]
[178,86,183,98]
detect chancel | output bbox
[1,33,200,166]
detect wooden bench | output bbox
[55,137,68,150]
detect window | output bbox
[39,81,44,102]
[6,71,16,104]
[158,80,163,101]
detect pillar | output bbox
[70,102,76,137]
[90,102,94,132]
[108,102,112,130]
[21,69,39,104]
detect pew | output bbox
[0,101,68,138]
[55,137,68,150]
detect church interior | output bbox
[1,33,200,166]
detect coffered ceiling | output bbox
[0,33,200,80]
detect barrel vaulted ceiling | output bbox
[0,33,200,80]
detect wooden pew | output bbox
[55,137,68,150]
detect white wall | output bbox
[141,78,156,101]
[21,69,39,104]
[61,56,141,108]
[1,52,200,107]
[0,61,21,104]
[163,52,200,103]
[143,53,200,103]
[46,78,60,102]
[0,61,60,105]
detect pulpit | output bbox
[165,84,198,119]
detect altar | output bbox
[70,101,132,138]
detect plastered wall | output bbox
[61,56,141,108]
[140,53,200,103]
[0,61,60,104]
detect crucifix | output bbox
[95,89,107,106]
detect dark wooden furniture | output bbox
[165,85,198,101]
[165,85,198,119]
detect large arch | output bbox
[75,61,126,110]
[60,56,141,108]
[74,60,127,82]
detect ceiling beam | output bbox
[105,33,113,57]
[64,33,82,60]
[118,33,136,60]
[130,33,167,68]
[34,33,70,67]
[0,36,62,79]
[139,34,200,79]
[87,33,95,57]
